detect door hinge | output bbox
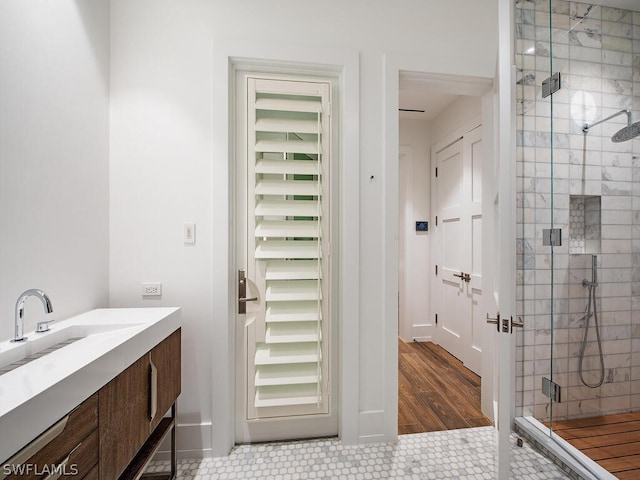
[543,228,562,246]
[435,216,438,226]
[542,377,562,403]
[435,264,438,275]
[327,102,332,116]
[435,167,438,178]
[435,313,438,325]
[542,72,561,98]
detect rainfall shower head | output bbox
[583,109,640,143]
[612,121,640,143]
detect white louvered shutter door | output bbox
[245,77,331,419]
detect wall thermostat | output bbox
[415,221,428,232]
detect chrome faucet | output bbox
[12,289,54,342]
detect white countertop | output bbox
[0,307,181,462]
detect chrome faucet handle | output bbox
[36,318,55,333]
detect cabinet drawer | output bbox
[2,394,98,480]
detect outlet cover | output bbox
[142,282,162,297]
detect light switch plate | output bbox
[184,222,196,244]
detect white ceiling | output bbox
[399,89,459,121]
[398,72,492,122]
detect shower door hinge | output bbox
[542,72,561,98]
[542,377,562,403]
[543,228,562,246]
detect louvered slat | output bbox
[255,179,319,196]
[266,302,321,323]
[265,323,320,344]
[265,260,320,280]
[255,97,321,113]
[255,199,320,218]
[255,240,320,259]
[255,159,319,175]
[265,280,321,302]
[256,221,319,239]
[254,384,320,408]
[255,139,320,155]
[255,118,320,134]
[254,343,319,365]
[254,363,319,386]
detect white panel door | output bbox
[435,139,466,361]
[465,127,484,374]
[434,127,483,375]
[235,76,337,443]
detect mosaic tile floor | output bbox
[147,426,571,479]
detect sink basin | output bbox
[0,323,143,373]
[0,307,181,463]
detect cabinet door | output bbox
[149,328,181,431]
[99,355,149,480]
[3,394,98,480]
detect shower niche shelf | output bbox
[569,195,600,255]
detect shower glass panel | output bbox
[517,0,640,477]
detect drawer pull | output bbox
[42,451,71,480]
[43,441,81,480]
[0,416,69,480]
[150,359,158,421]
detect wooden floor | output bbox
[398,339,492,434]
[551,412,640,479]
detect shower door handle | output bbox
[510,316,524,334]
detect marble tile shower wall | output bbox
[515,0,640,422]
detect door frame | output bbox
[212,39,360,455]
[383,58,502,445]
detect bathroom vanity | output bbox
[0,308,181,480]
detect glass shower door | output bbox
[517,0,640,477]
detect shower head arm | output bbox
[583,109,631,133]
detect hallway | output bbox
[398,340,492,434]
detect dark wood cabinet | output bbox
[150,329,181,432]
[98,355,151,480]
[99,327,181,480]
[3,394,98,480]
[1,327,181,480]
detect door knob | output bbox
[454,272,471,283]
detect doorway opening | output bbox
[396,71,493,435]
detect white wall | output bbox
[399,119,432,342]
[432,96,483,144]
[108,0,497,456]
[0,0,110,342]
